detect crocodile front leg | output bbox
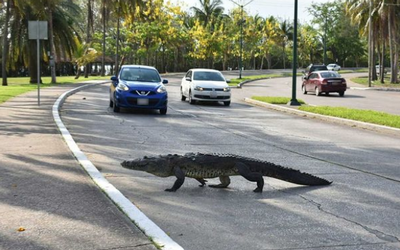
[165,166,185,192]
[209,176,231,188]
[236,162,264,193]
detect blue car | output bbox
[109,65,168,114]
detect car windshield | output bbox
[320,72,341,78]
[120,68,161,82]
[193,71,225,81]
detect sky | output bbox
[170,0,332,23]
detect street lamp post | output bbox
[229,0,254,79]
[289,0,301,106]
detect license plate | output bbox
[210,91,217,98]
[137,98,149,105]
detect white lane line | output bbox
[52,83,184,250]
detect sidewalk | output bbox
[0,84,156,250]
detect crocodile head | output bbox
[121,155,172,177]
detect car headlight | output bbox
[223,87,231,92]
[117,83,129,91]
[157,86,167,93]
[194,86,204,91]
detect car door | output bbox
[305,73,315,92]
[181,70,192,97]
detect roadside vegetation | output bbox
[351,76,400,88]
[0,76,110,104]
[251,97,400,129]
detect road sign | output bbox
[28,21,48,40]
[28,21,48,106]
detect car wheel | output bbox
[302,85,307,94]
[339,91,345,97]
[112,95,120,113]
[315,87,321,96]
[160,108,167,115]
[181,88,186,101]
[109,99,113,108]
[189,91,195,105]
[224,101,231,106]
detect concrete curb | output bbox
[244,98,400,135]
[52,82,184,250]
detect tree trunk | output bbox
[389,8,398,83]
[101,0,106,76]
[48,8,57,83]
[2,0,11,86]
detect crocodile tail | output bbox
[260,163,332,186]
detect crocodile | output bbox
[121,153,332,193]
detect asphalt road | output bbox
[60,73,400,250]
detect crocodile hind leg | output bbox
[236,162,264,193]
[209,176,231,188]
[196,178,207,187]
[165,167,185,192]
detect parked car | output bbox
[302,70,347,97]
[376,64,387,75]
[302,64,328,78]
[327,63,341,71]
[180,68,231,106]
[109,65,168,114]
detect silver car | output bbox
[180,69,231,106]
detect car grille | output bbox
[202,88,225,91]
[126,97,160,106]
[194,95,230,100]
[130,90,156,96]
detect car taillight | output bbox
[342,80,347,85]
[322,79,328,85]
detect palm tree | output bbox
[191,0,225,28]
[5,0,81,83]
[276,20,293,69]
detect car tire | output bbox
[339,91,345,97]
[112,95,120,113]
[224,101,231,106]
[189,91,195,105]
[109,99,113,108]
[315,87,321,96]
[302,85,307,94]
[160,108,167,115]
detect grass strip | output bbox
[0,76,110,104]
[299,106,400,129]
[252,96,305,105]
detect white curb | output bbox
[52,83,184,250]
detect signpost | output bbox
[28,21,48,106]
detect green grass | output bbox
[298,106,400,129]
[251,96,400,129]
[0,76,110,104]
[351,76,400,88]
[252,96,305,105]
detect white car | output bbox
[180,68,231,106]
[327,63,341,71]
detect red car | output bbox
[302,71,347,97]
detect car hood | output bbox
[192,80,228,88]
[122,80,162,91]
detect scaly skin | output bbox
[121,153,332,192]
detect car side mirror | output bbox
[162,79,168,84]
[226,79,231,83]
[185,77,192,82]
[111,76,118,86]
